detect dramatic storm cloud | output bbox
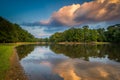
[23,0,120,27]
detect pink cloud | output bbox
[23,0,120,27]
[74,0,120,23]
[39,4,80,26]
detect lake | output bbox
[16,44,120,80]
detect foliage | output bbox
[105,24,120,42]
[49,24,120,43]
[0,17,36,43]
[97,28,106,42]
[49,26,99,42]
[50,32,64,42]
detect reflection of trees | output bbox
[97,44,120,62]
[16,44,35,60]
[50,44,99,61]
[50,44,120,62]
[106,44,120,62]
[16,44,49,60]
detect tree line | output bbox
[49,24,120,43]
[0,16,120,43]
[0,17,36,43]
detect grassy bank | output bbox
[0,44,15,80]
[0,42,39,80]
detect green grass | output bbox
[92,42,110,44]
[0,42,38,80]
[0,44,15,79]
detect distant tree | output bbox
[106,24,120,43]
[83,25,90,42]
[50,32,64,42]
[89,29,98,41]
[97,28,106,42]
[49,24,120,43]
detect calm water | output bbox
[16,44,120,80]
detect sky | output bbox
[0,0,120,38]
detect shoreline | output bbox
[5,48,28,80]
[0,41,111,45]
[4,42,42,80]
[57,42,110,45]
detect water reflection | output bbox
[17,44,120,80]
[16,44,35,60]
[52,59,120,80]
[50,44,120,62]
[16,44,48,60]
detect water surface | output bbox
[17,44,120,80]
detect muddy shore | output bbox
[5,48,28,80]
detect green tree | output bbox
[50,32,64,42]
[83,26,90,42]
[90,29,98,41]
[0,17,36,43]
[97,28,106,42]
[49,24,120,43]
[106,24,120,43]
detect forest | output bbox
[0,17,36,43]
[0,16,120,43]
[49,24,120,43]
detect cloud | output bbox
[74,0,120,24]
[21,26,51,38]
[21,26,68,38]
[22,4,80,27]
[22,0,120,27]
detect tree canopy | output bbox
[0,17,36,43]
[49,24,120,43]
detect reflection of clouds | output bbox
[40,61,52,67]
[53,60,81,80]
[97,68,108,77]
[59,69,80,80]
[22,46,50,60]
[89,55,120,64]
[21,46,68,64]
[52,59,120,80]
[20,46,120,80]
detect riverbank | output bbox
[0,42,40,80]
[5,48,28,80]
[0,44,14,80]
[57,42,110,45]
[5,42,43,80]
